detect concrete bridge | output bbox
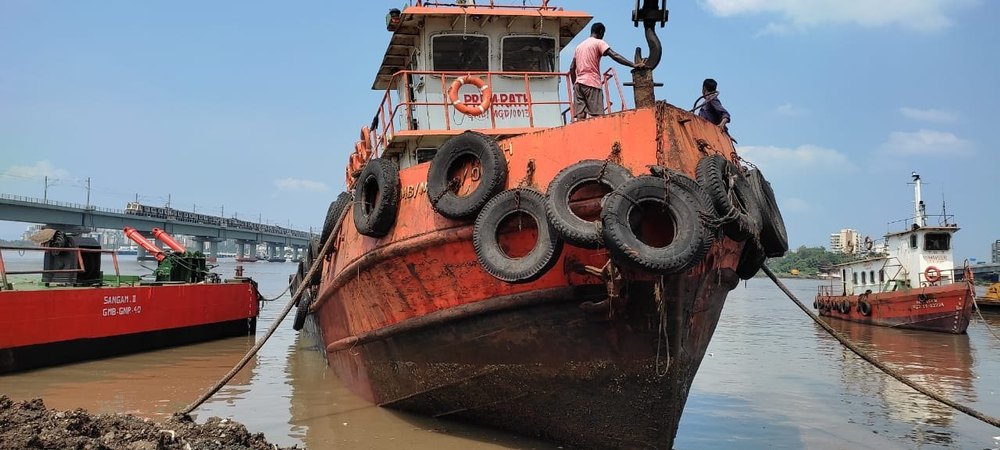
[0,194,313,260]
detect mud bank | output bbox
[0,396,296,450]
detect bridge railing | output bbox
[0,193,125,215]
[0,193,313,238]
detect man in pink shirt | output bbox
[569,23,638,120]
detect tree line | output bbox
[765,246,852,277]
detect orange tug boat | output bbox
[289,2,788,448]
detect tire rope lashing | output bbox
[762,264,1000,429]
[653,276,671,377]
[180,199,353,416]
[597,141,623,184]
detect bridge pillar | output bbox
[193,240,206,254]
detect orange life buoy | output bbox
[355,140,371,161]
[924,265,941,283]
[358,127,373,160]
[448,76,492,117]
[345,165,355,189]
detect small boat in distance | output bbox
[815,172,974,333]
[115,245,138,256]
[0,227,260,374]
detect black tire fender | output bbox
[292,288,312,331]
[321,192,352,251]
[473,188,563,283]
[735,240,766,280]
[304,237,322,286]
[746,168,788,257]
[858,299,872,316]
[601,175,711,273]
[427,131,508,220]
[696,154,762,242]
[544,159,633,248]
[353,158,401,238]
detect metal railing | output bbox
[369,69,627,158]
[0,193,125,215]
[0,245,123,290]
[411,0,557,10]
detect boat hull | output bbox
[310,104,750,448]
[0,281,260,373]
[319,269,738,449]
[815,283,973,333]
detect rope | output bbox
[258,284,291,302]
[761,264,1000,429]
[179,199,353,416]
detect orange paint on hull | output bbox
[0,281,260,373]
[309,103,751,448]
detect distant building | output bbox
[830,229,862,255]
[993,240,1000,264]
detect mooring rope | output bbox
[179,201,352,416]
[762,265,1000,429]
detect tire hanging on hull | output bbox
[601,175,712,273]
[746,168,788,257]
[696,154,762,242]
[354,158,401,238]
[321,192,352,252]
[427,131,508,220]
[473,188,563,283]
[544,159,633,249]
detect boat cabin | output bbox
[828,173,961,296]
[352,1,629,178]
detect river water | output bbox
[3,253,1000,449]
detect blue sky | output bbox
[1,1,997,261]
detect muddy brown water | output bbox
[3,253,1000,449]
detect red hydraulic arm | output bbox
[123,227,166,262]
[151,228,187,253]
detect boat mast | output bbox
[912,171,926,227]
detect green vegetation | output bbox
[766,246,852,277]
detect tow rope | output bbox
[179,201,352,416]
[762,265,1000,429]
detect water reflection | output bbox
[822,318,976,446]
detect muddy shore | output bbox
[0,396,296,450]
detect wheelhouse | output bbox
[350,1,629,178]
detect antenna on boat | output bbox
[911,171,926,228]
[626,0,668,108]
[941,191,950,226]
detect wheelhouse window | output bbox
[910,235,918,249]
[502,36,556,72]
[853,272,858,285]
[861,271,867,284]
[924,232,951,251]
[432,35,489,71]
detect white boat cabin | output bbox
[363,1,627,170]
[831,173,960,296]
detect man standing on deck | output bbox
[570,22,638,120]
[697,78,731,132]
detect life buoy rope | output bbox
[449,76,493,117]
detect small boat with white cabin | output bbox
[815,172,974,333]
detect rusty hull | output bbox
[309,104,745,449]
[817,283,974,334]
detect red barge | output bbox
[815,172,973,334]
[0,227,260,374]
[289,2,788,448]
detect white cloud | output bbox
[738,144,856,175]
[779,197,812,213]
[775,103,806,117]
[701,0,979,33]
[1,160,69,180]
[273,178,328,192]
[899,107,957,123]
[880,130,973,156]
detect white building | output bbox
[993,240,1000,264]
[830,229,862,255]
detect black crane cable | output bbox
[762,264,1000,429]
